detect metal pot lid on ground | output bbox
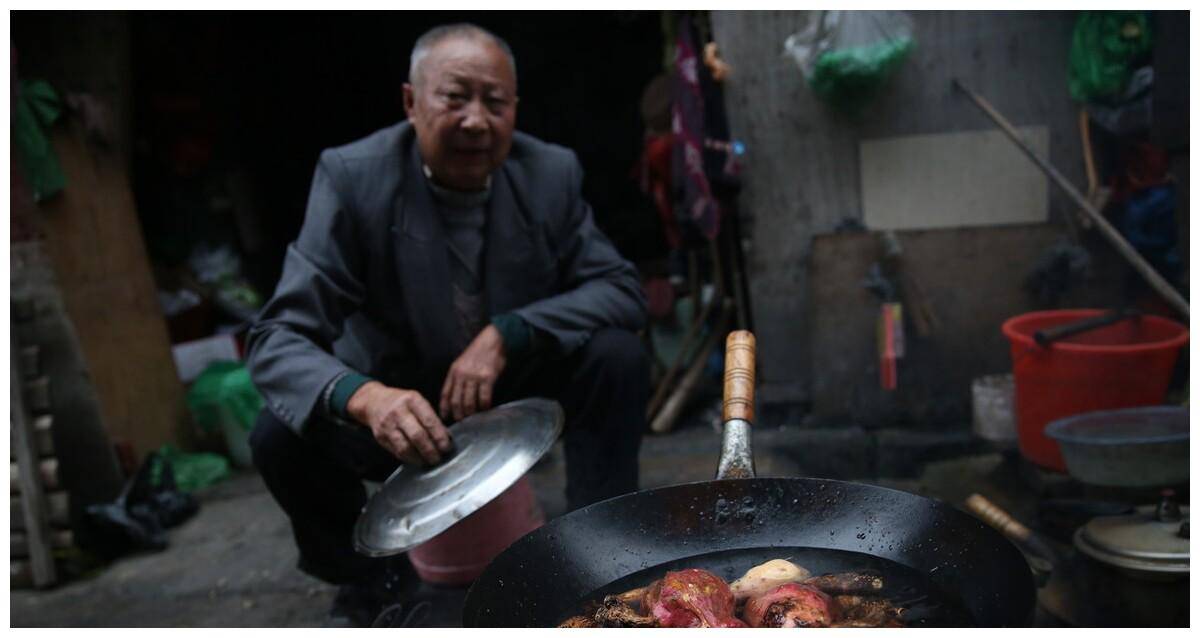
[354,397,564,557]
[1074,498,1189,577]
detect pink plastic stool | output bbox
[406,475,544,586]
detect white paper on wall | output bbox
[860,126,1050,231]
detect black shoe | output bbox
[323,558,422,627]
[371,600,433,628]
[374,557,421,599]
[325,582,389,628]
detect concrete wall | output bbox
[710,11,1187,423]
[807,226,1128,426]
[1154,16,1189,293]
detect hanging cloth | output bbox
[670,14,721,244]
[13,79,66,202]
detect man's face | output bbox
[404,36,518,191]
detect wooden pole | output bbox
[647,241,729,421]
[646,293,720,420]
[11,337,57,587]
[953,79,1189,318]
[1078,109,1099,230]
[650,300,734,434]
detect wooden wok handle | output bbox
[965,494,1031,542]
[722,330,755,423]
[965,493,1060,569]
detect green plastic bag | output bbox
[151,445,231,493]
[809,36,915,112]
[186,361,264,468]
[187,361,262,433]
[785,11,916,114]
[1068,11,1152,102]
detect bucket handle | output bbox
[1010,308,1141,370]
[1032,308,1140,347]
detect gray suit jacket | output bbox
[246,122,647,433]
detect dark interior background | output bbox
[128,11,669,297]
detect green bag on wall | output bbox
[784,11,916,114]
[1068,11,1152,102]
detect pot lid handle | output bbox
[1157,489,1183,523]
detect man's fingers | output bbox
[462,379,478,418]
[450,376,466,422]
[478,380,493,412]
[389,432,422,467]
[439,373,454,419]
[375,428,402,458]
[409,397,453,453]
[398,414,441,465]
[380,426,419,466]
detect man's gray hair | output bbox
[408,23,517,89]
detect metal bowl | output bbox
[1044,406,1188,487]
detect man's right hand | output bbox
[346,381,454,466]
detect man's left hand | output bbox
[440,324,507,421]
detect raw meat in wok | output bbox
[641,568,747,628]
[742,582,839,628]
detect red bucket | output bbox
[406,475,545,586]
[1001,309,1187,471]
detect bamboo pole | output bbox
[953,79,1188,318]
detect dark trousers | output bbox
[249,327,648,586]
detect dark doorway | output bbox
[128,11,667,300]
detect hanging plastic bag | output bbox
[1067,11,1152,103]
[784,11,915,113]
[1085,66,1153,135]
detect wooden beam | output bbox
[11,339,57,587]
[12,530,73,558]
[11,458,59,493]
[37,117,192,460]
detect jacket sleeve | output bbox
[512,155,647,354]
[244,150,367,432]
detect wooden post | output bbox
[650,300,734,434]
[11,337,57,587]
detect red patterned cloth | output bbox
[671,14,721,243]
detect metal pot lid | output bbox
[354,398,564,557]
[1074,505,1189,574]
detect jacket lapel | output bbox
[393,143,459,369]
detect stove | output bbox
[1037,544,1188,627]
[1028,478,1189,626]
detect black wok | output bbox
[463,332,1036,627]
